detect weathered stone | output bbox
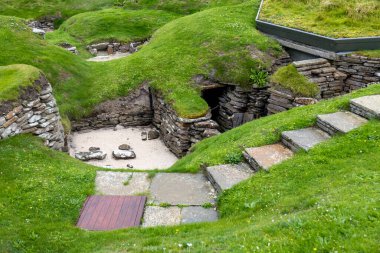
[89,147,100,152]
[112,150,136,159]
[95,171,150,195]
[147,130,160,140]
[75,151,107,161]
[181,207,218,224]
[142,206,181,227]
[206,163,253,194]
[282,127,331,152]
[317,111,368,135]
[118,144,131,150]
[243,143,293,171]
[0,117,5,127]
[150,173,215,205]
[350,95,380,119]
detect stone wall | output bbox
[216,86,270,131]
[0,75,65,150]
[334,55,380,91]
[294,58,347,98]
[152,93,220,157]
[267,86,318,115]
[72,84,153,131]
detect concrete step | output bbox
[282,127,331,152]
[205,163,253,194]
[350,95,380,119]
[243,143,293,171]
[317,111,368,135]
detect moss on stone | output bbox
[270,64,319,98]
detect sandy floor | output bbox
[87,52,130,62]
[69,126,178,170]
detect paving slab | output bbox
[244,143,293,171]
[95,171,150,195]
[181,206,218,224]
[282,127,331,152]
[142,206,181,227]
[350,95,380,119]
[205,163,253,194]
[150,173,216,205]
[317,111,368,135]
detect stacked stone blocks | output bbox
[0,75,65,150]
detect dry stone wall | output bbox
[294,58,347,98]
[334,55,380,90]
[0,75,64,150]
[267,87,318,115]
[72,84,153,131]
[152,93,220,157]
[216,86,270,131]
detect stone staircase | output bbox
[205,95,380,195]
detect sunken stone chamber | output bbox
[0,74,65,150]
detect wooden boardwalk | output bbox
[76,195,146,231]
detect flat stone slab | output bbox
[142,206,181,227]
[244,143,293,171]
[181,206,218,224]
[205,163,253,193]
[350,95,380,119]
[150,173,216,205]
[96,171,150,195]
[282,127,331,152]
[317,111,367,135]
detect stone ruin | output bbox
[87,40,147,56]
[0,74,65,150]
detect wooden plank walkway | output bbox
[76,195,146,231]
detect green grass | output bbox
[269,64,320,98]
[260,0,380,38]
[355,50,380,58]
[46,8,179,51]
[0,85,379,252]
[0,0,115,19]
[0,64,41,101]
[0,2,283,120]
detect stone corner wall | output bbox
[293,58,347,98]
[334,54,380,90]
[152,92,220,157]
[266,86,318,115]
[72,84,153,131]
[0,74,65,150]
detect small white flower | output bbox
[187,243,193,247]
[178,243,183,248]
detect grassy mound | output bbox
[0,64,41,101]
[47,8,179,53]
[259,0,380,38]
[0,2,283,120]
[1,85,379,252]
[0,0,115,19]
[270,64,320,98]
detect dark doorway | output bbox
[202,86,226,121]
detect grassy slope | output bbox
[0,64,41,101]
[46,8,179,57]
[0,0,115,19]
[0,2,283,120]
[1,85,379,252]
[260,0,380,38]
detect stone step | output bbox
[317,111,368,135]
[205,163,253,194]
[282,127,331,152]
[243,143,293,171]
[350,95,380,119]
